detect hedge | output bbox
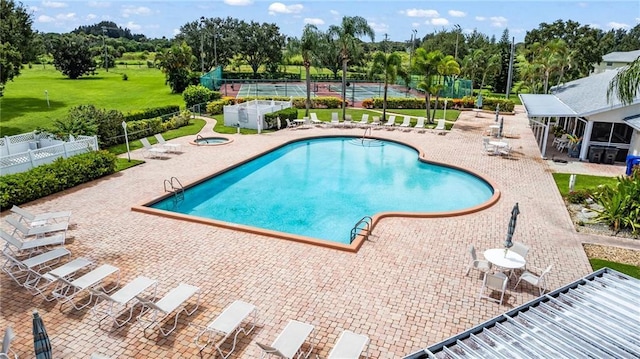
[0,151,117,210]
[222,72,301,80]
[123,105,181,122]
[362,96,515,112]
[124,111,192,141]
[263,108,298,129]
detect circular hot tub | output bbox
[191,136,233,146]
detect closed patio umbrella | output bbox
[498,116,504,138]
[505,203,520,249]
[33,310,52,359]
[476,93,483,109]
[495,104,500,122]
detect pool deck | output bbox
[1,106,638,358]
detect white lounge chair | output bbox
[356,114,369,128]
[256,319,315,359]
[194,300,257,358]
[382,115,396,129]
[342,114,353,128]
[10,205,71,227]
[2,247,71,286]
[330,112,340,127]
[154,134,181,153]
[136,283,201,337]
[399,116,412,131]
[139,138,168,159]
[52,264,121,311]
[1,327,17,359]
[24,257,94,301]
[413,117,426,133]
[309,112,322,125]
[1,228,65,257]
[6,216,67,240]
[370,116,380,127]
[91,276,158,329]
[434,119,446,134]
[327,330,370,359]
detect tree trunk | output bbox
[341,58,348,121]
[305,63,311,116]
[425,93,432,124]
[382,83,388,122]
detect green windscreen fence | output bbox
[200,66,223,90]
[397,75,472,99]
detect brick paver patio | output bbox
[2,106,638,358]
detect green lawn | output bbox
[552,173,619,197]
[590,259,640,279]
[1,66,183,136]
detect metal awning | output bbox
[404,268,640,359]
[519,94,577,117]
[624,114,640,131]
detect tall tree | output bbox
[155,41,195,93]
[494,29,511,94]
[433,55,460,121]
[237,21,285,77]
[316,31,342,79]
[368,51,405,122]
[51,34,97,79]
[607,57,640,105]
[414,48,443,123]
[0,0,35,93]
[328,16,375,120]
[288,24,322,116]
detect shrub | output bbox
[122,73,128,81]
[567,189,591,204]
[592,175,640,235]
[162,111,192,131]
[123,105,180,122]
[0,151,117,210]
[182,84,221,108]
[264,108,298,129]
[206,98,234,115]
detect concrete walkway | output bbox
[0,106,637,358]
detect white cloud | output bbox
[173,28,180,36]
[431,18,450,26]
[122,5,152,18]
[268,2,303,15]
[608,21,630,29]
[369,21,388,34]
[86,13,97,21]
[57,12,76,20]
[224,0,253,5]
[42,1,67,8]
[38,14,55,23]
[475,16,486,21]
[636,17,640,23]
[448,10,466,18]
[88,1,110,8]
[490,16,508,27]
[402,9,439,18]
[29,5,40,12]
[123,21,142,31]
[304,18,324,25]
[330,10,339,16]
[411,22,420,28]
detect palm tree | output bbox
[607,56,640,105]
[414,48,443,123]
[328,16,375,120]
[433,55,460,122]
[368,51,404,122]
[288,24,322,116]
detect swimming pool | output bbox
[141,137,497,249]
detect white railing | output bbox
[0,133,99,176]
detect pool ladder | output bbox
[362,127,372,144]
[350,216,373,244]
[195,134,204,146]
[164,176,184,205]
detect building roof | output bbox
[404,268,640,359]
[602,49,640,63]
[519,94,576,117]
[624,114,640,131]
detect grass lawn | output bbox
[590,259,640,279]
[552,173,619,197]
[1,66,183,136]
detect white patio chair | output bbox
[309,112,322,125]
[479,272,508,305]
[499,144,512,158]
[509,241,529,273]
[382,115,396,129]
[465,245,492,276]
[413,117,426,133]
[356,114,369,128]
[2,247,71,286]
[91,276,158,329]
[399,116,412,131]
[256,319,315,359]
[24,257,94,301]
[514,265,553,295]
[5,216,67,240]
[285,119,298,129]
[434,119,446,134]
[327,330,370,359]
[136,283,201,337]
[10,205,71,227]
[1,228,65,257]
[330,112,340,127]
[193,300,257,358]
[481,138,497,156]
[1,327,17,359]
[154,133,181,153]
[139,138,168,159]
[52,264,121,311]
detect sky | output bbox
[25,0,640,43]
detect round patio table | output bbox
[483,248,525,271]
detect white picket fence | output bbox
[0,131,99,176]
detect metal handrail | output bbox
[350,216,372,244]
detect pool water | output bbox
[150,137,494,243]
[194,137,230,145]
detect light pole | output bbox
[200,17,205,74]
[102,26,108,72]
[121,121,130,161]
[213,21,218,68]
[453,24,461,61]
[408,29,417,67]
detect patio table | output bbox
[484,248,525,275]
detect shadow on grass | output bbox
[0,97,66,121]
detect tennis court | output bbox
[235,83,313,98]
[329,84,418,102]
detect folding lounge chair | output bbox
[139,138,168,159]
[434,119,446,134]
[342,115,353,128]
[2,247,71,286]
[194,300,257,358]
[309,113,322,125]
[136,283,201,337]
[91,276,158,329]
[52,264,120,311]
[256,319,315,359]
[10,205,71,227]
[6,216,67,240]
[413,117,426,133]
[382,115,396,129]
[24,257,94,301]
[356,114,370,128]
[327,330,370,359]
[154,134,181,153]
[398,116,412,132]
[1,228,65,257]
[330,112,340,127]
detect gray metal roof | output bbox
[602,50,640,63]
[519,94,576,117]
[624,114,640,131]
[404,268,640,359]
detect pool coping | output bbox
[189,135,234,146]
[132,134,501,252]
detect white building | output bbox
[592,49,640,75]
